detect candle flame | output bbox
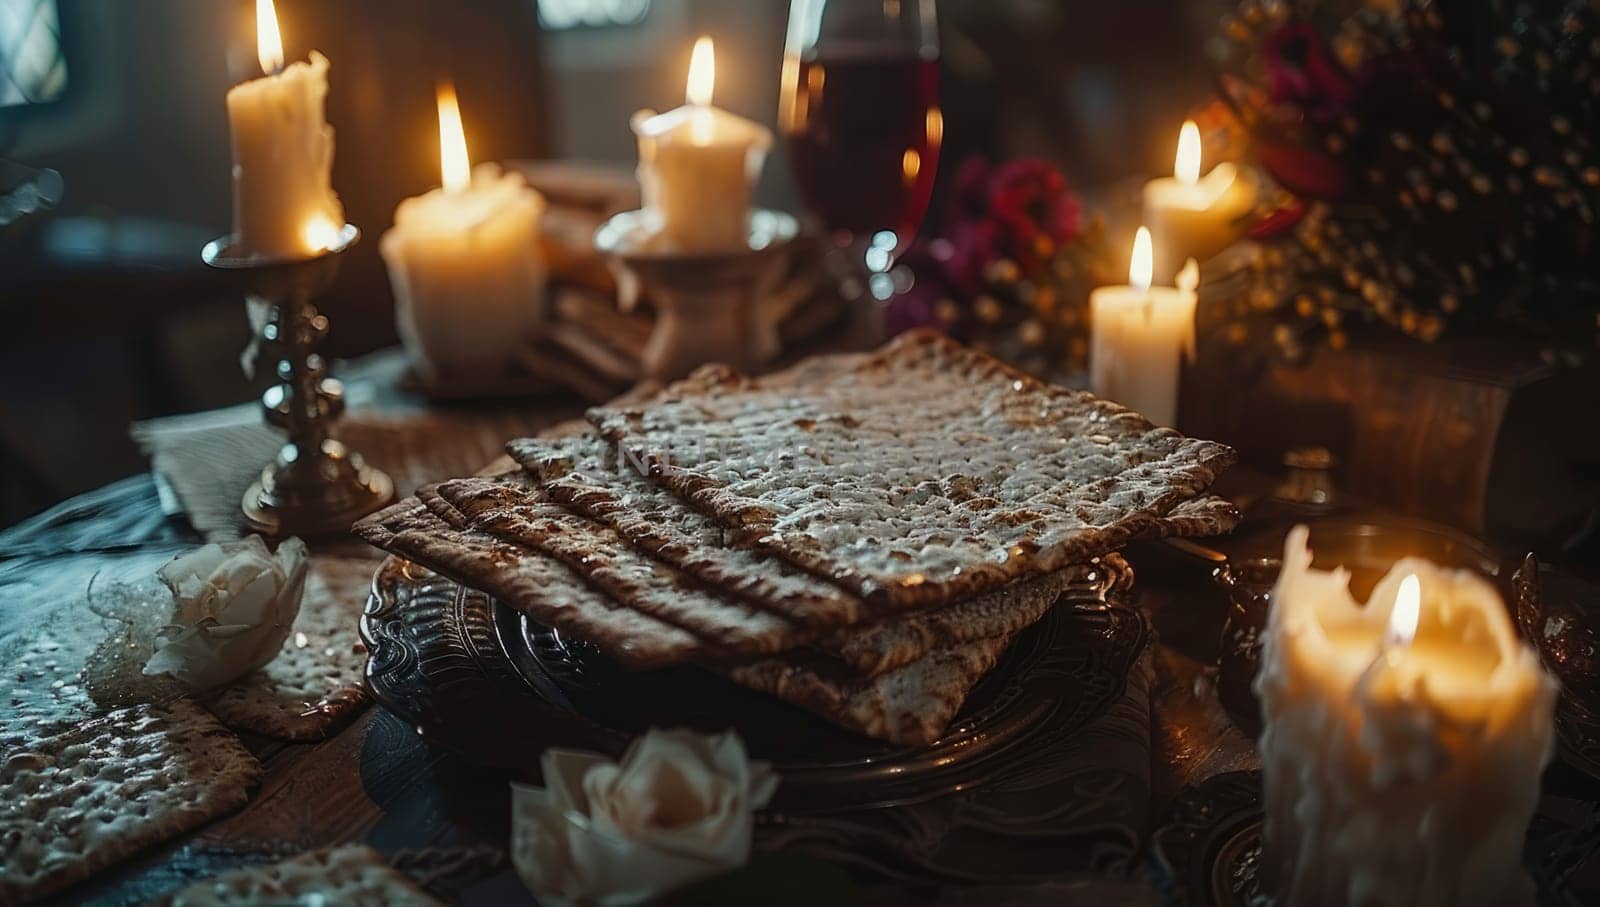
[437,82,471,194]
[687,36,715,106]
[303,215,339,253]
[1388,574,1421,647]
[256,0,284,75]
[1176,119,1201,186]
[1129,226,1154,293]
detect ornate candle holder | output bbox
[594,209,803,380]
[201,224,394,535]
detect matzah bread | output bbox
[204,557,374,741]
[726,632,1019,747]
[353,511,1062,744]
[0,700,262,903]
[159,845,442,906]
[513,434,869,629]
[355,499,711,669]
[426,481,810,656]
[510,434,1233,628]
[424,477,1119,677]
[586,329,1234,607]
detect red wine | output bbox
[784,48,941,249]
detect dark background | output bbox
[0,0,1219,526]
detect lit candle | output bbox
[224,0,344,258]
[630,37,772,252]
[1256,526,1557,907]
[1142,120,1254,279]
[1088,226,1198,427]
[379,84,549,381]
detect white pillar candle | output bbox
[225,0,344,259]
[630,37,771,252]
[1256,526,1557,907]
[1142,120,1254,280]
[380,84,549,381]
[1088,226,1197,427]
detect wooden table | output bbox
[2,397,1594,905]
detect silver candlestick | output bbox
[201,224,394,536]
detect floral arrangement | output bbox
[1209,0,1600,356]
[889,157,1120,377]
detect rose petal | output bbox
[515,730,778,903]
[158,543,230,593]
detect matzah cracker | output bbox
[513,434,869,629]
[425,476,1203,675]
[824,556,1131,677]
[0,621,108,751]
[725,632,1019,747]
[426,476,1113,677]
[204,557,375,741]
[159,845,442,906]
[354,500,711,669]
[354,513,1067,743]
[0,700,262,903]
[586,329,1234,607]
[426,481,810,656]
[511,435,1234,628]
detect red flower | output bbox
[985,158,1082,268]
[1262,22,1354,123]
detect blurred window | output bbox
[0,0,66,107]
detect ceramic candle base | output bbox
[595,209,802,380]
[202,224,394,536]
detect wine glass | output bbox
[780,0,941,303]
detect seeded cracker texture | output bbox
[726,633,1018,746]
[423,476,1171,677]
[355,503,1065,745]
[0,700,262,904]
[514,434,871,629]
[356,498,708,669]
[158,845,442,906]
[584,329,1235,607]
[429,479,810,656]
[509,434,1235,632]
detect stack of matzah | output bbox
[355,331,1237,745]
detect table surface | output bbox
[2,379,1595,905]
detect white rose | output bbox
[512,728,778,906]
[142,535,308,693]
